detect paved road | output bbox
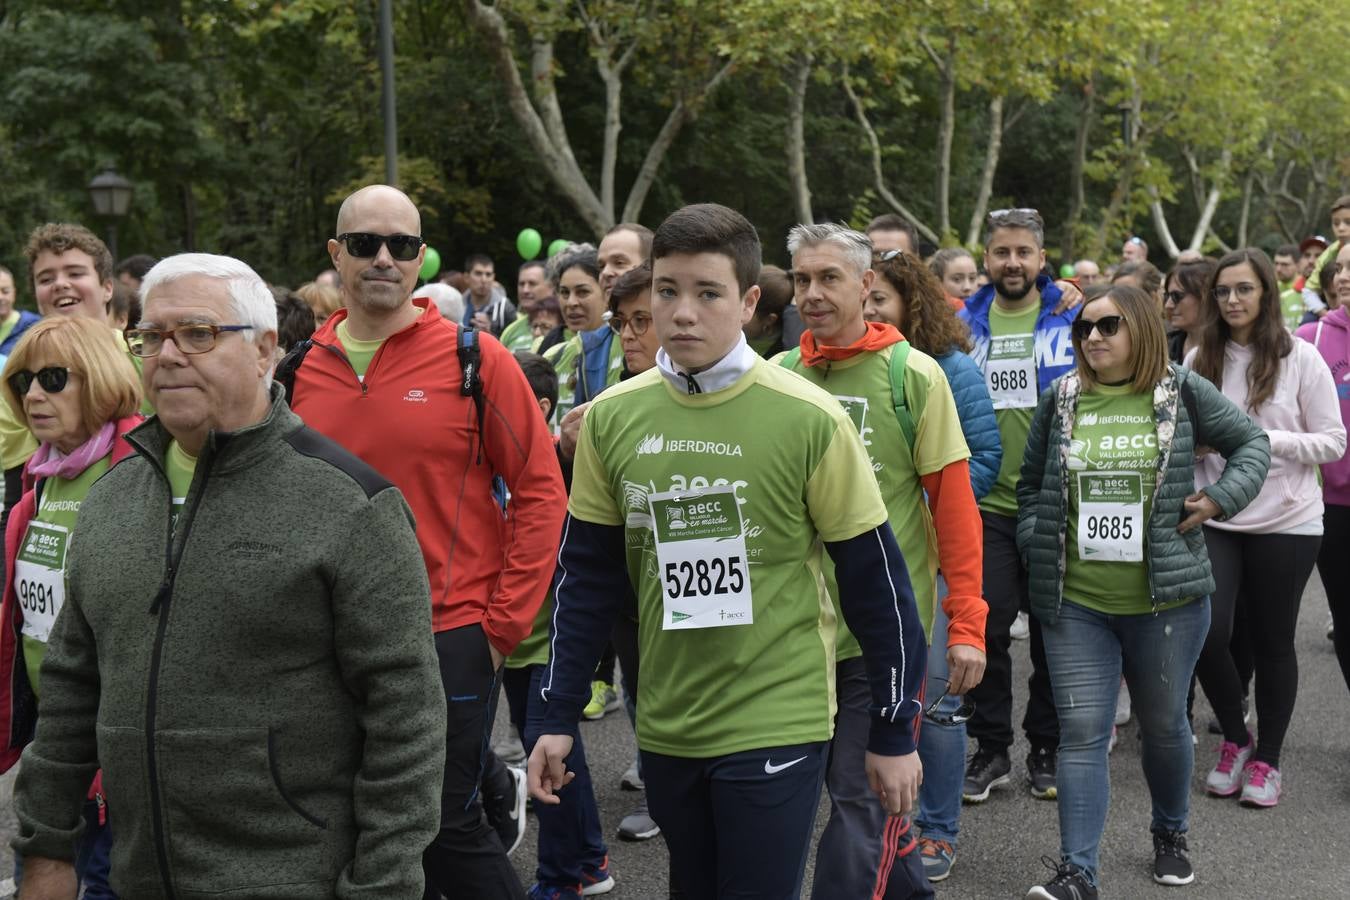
[0,574,1345,898]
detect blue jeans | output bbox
[1041,597,1210,886]
[501,664,608,889]
[916,591,965,846]
[14,796,116,898]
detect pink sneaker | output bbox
[1205,733,1253,797]
[1239,761,1282,807]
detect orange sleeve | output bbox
[921,460,987,653]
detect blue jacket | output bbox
[959,275,1078,394]
[575,325,616,408]
[934,348,1002,500]
[0,310,40,360]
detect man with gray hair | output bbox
[783,223,985,895]
[11,252,446,898]
[958,208,1072,807]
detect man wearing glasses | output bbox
[284,185,565,899]
[958,208,1076,806]
[12,253,446,897]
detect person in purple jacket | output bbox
[1295,240,1350,694]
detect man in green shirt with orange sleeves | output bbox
[528,203,927,899]
[783,224,986,896]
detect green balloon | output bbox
[420,247,442,281]
[1060,264,1075,278]
[548,238,570,258]
[517,228,543,260]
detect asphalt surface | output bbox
[0,573,1345,899]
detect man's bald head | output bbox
[335,185,421,237]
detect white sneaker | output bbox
[1205,734,1253,797]
[1010,612,1030,641]
[1114,679,1131,726]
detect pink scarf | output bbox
[27,421,117,480]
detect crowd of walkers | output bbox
[0,187,1345,900]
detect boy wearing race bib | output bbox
[957,208,1075,803]
[529,204,927,899]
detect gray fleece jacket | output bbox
[12,386,445,898]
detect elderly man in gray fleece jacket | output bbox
[13,253,445,899]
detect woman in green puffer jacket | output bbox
[1014,285,1269,900]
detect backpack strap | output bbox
[1179,371,1202,448]
[274,339,314,407]
[457,327,487,463]
[887,341,918,453]
[456,327,507,509]
[778,347,802,370]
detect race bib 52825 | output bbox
[648,486,752,630]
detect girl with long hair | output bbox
[1163,258,1216,363]
[1188,248,1346,807]
[865,249,1001,882]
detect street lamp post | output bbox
[87,169,134,260]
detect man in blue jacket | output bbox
[958,208,1076,805]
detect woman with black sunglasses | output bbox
[1188,248,1346,809]
[0,316,143,896]
[1017,285,1269,899]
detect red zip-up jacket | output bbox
[290,300,566,654]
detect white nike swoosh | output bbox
[764,755,808,775]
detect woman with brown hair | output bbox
[1017,284,1268,897]
[863,248,1001,882]
[1187,248,1345,808]
[1163,258,1216,363]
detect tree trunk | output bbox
[598,63,622,222]
[965,95,1004,248]
[786,54,813,225]
[935,44,956,240]
[1236,170,1253,248]
[461,0,610,234]
[620,60,735,225]
[1063,82,1094,263]
[841,65,939,245]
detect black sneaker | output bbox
[1026,857,1098,899]
[1152,829,1195,886]
[1027,746,1057,800]
[961,747,1011,803]
[483,765,528,855]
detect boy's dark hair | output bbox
[754,265,793,321]
[514,350,559,414]
[1331,195,1350,215]
[606,222,655,258]
[1318,255,1339,308]
[608,262,652,313]
[464,253,494,271]
[866,213,919,245]
[1274,244,1299,261]
[651,203,761,295]
[115,254,158,281]
[270,286,317,352]
[108,280,141,328]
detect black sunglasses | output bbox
[9,366,69,397]
[336,232,424,261]
[1072,314,1125,342]
[1163,290,1188,306]
[924,678,975,726]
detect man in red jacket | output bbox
[288,184,566,899]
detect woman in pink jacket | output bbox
[1187,248,1346,809]
[1295,241,1350,695]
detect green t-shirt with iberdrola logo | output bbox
[508,590,552,669]
[1281,288,1306,332]
[336,320,386,380]
[980,301,1042,516]
[782,343,970,655]
[167,439,197,524]
[544,331,624,430]
[499,314,536,353]
[1063,386,1185,616]
[18,456,111,696]
[568,358,888,758]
